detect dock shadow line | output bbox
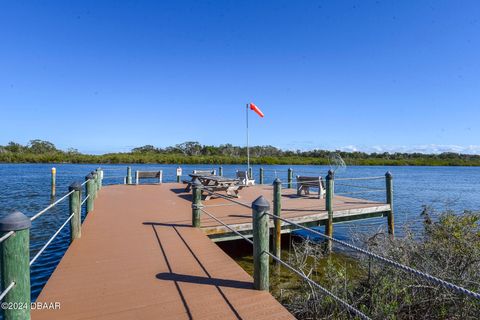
[156,272,252,289]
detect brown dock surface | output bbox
[32,183,294,320]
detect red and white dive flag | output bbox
[249,103,264,118]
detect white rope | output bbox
[266,213,480,300]
[200,208,253,245]
[30,190,74,222]
[81,194,90,206]
[265,251,371,320]
[81,179,90,186]
[0,231,15,244]
[30,213,75,266]
[0,281,15,302]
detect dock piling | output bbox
[126,166,132,184]
[252,196,270,291]
[85,174,95,214]
[287,168,293,188]
[386,171,395,238]
[0,210,31,320]
[259,168,264,184]
[97,168,103,190]
[248,167,253,180]
[192,178,203,228]
[69,182,82,242]
[273,178,282,263]
[325,170,334,253]
[51,167,56,197]
[91,171,98,198]
[218,166,223,176]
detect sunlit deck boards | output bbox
[197,185,391,241]
[31,184,294,320]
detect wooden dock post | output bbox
[287,168,293,188]
[51,167,56,197]
[248,167,253,180]
[97,168,103,190]
[325,170,334,253]
[126,166,132,184]
[218,166,223,176]
[385,171,395,238]
[91,171,98,198]
[85,174,95,214]
[0,211,31,320]
[259,168,264,184]
[252,196,270,291]
[273,178,282,263]
[192,178,203,228]
[69,182,82,243]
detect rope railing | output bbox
[266,213,480,300]
[0,230,15,244]
[30,190,74,222]
[264,251,371,320]
[0,281,15,302]
[81,194,90,206]
[30,213,75,267]
[199,208,253,245]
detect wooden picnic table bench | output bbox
[188,174,245,200]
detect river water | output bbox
[1,163,479,300]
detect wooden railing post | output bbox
[91,171,98,198]
[386,171,395,238]
[325,170,334,253]
[192,178,203,228]
[69,182,82,243]
[97,168,103,190]
[273,178,282,263]
[252,196,270,291]
[51,167,56,197]
[126,166,132,184]
[248,167,253,180]
[85,174,95,214]
[0,211,31,320]
[259,168,264,184]
[287,168,293,189]
[218,166,223,176]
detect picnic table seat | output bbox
[183,169,217,191]
[296,175,325,199]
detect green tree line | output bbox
[1,139,480,166]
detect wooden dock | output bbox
[31,183,390,320]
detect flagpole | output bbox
[246,103,250,176]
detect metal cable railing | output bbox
[266,213,480,300]
[198,187,252,208]
[200,208,253,245]
[0,230,15,244]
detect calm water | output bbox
[1,163,480,301]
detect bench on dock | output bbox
[236,170,255,186]
[296,175,325,198]
[135,170,163,185]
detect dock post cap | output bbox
[91,170,97,175]
[0,210,31,232]
[273,178,282,184]
[385,171,393,178]
[69,181,82,192]
[327,170,334,180]
[252,196,270,211]
[192,178,202,186]
[86,173,93,180]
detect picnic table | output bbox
[186,174,245,200]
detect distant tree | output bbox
[4,141,26,153]
[28,140,57,154]
[132,145,157,153]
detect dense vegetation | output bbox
[2,139,480,166]
[237,209,480,319]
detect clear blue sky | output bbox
[1,1,479,154]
